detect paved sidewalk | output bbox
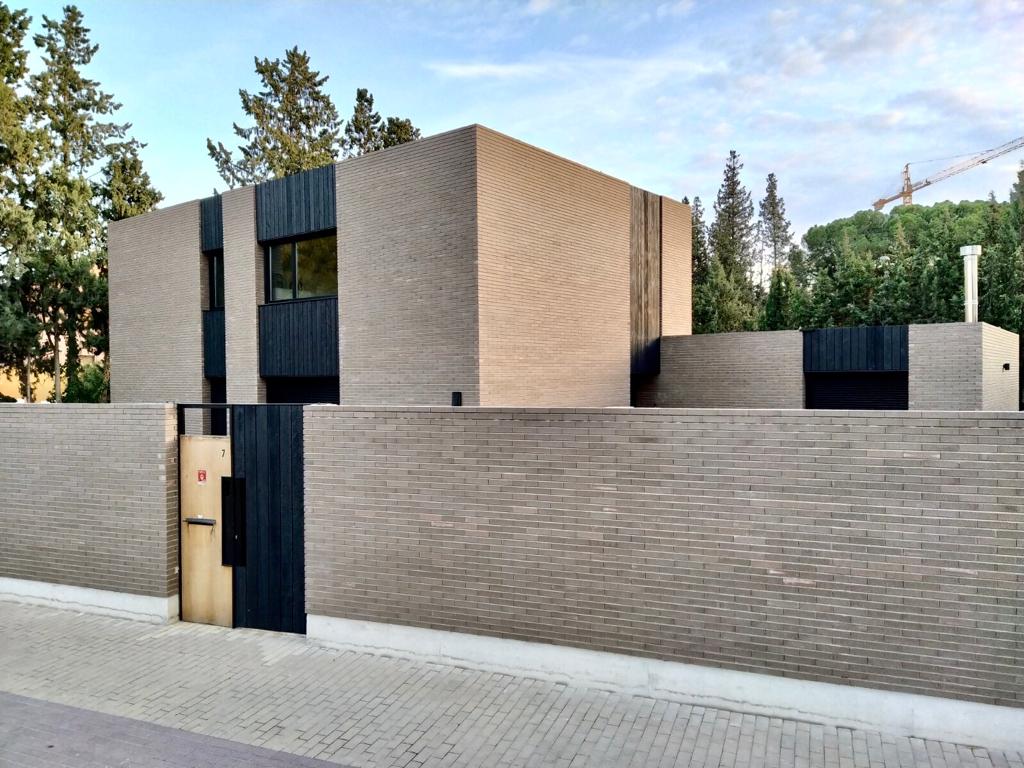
[0,602,1021,768]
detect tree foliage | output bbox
[341,87,421,157]
[208,47,341,187]
[692,152,1024,337]
[0,3,160,401]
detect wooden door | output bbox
[179,435,232,626]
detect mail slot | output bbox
[185,517,215,526]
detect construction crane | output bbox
[872,135,1024,211]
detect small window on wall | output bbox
[208,251,225,309]
[266,233,337,302]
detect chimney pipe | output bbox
[961,245,980,323]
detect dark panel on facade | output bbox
[630,188,661,378]
[258,297,338,378]
[230,404,305,634]
[806,372,909,410]
[255,164,336,243]
[202,309,226,378]
[803,325,908,373]
[200,195,223,252]
[265,376,339,404]
[208,377,227,436]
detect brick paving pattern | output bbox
[1,602,1021,768]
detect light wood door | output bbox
[180,435,232,627]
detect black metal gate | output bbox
[227,405,305,634]
[178,403,306,635]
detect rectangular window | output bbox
[266,233,337,301]
[208,251,225,309]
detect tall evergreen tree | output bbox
[342,88,420,157]
[207,47,340,187]
[760,267,801,330]
[25,4,130,401]
[0,2,39,398]
[757,173,793,282]
[709,150,756,283]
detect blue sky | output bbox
[22,0,1024,237]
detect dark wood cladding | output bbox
[202,308,225,378]
[255,164,336,243]
[630,188,662,376]
[230,404,305,634]
[258,297,339,378]
[200,195,223,252]
[803,325,908,372]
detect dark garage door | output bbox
[805,371,908,410]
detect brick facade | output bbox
[304,406,1024,708]
[0,404,178,598]
[476,127,631,406]
[336,127,480,406]
[981,323,1019,410]
[222,187,265,403]
[909,322,1019,410]
[109,201,204,405]
[660,197,692,336]
[636,331,804,407]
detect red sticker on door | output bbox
[197,469,207,484]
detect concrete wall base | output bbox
[0,577,178,624]
[307,614,1024,752]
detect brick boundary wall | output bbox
[305,406,1024,708]
[636,331,804,408]
[981,323,1019,411]
[0,404,178,599]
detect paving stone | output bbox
[0,602,1021,768]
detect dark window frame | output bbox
[264,230,337,303]
[207,250,225,309]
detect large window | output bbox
[267,233,337,301]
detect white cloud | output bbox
[524,0,559,16]
[656,0,695,18]
[428,61,549,79]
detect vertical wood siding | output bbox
[256,165,336,243]
[258,297,339,378]
[803,325,909,372]
[200,195,223,252]
[629,187,661,375]
[202,308,226,378]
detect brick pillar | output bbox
[222,187,264,403]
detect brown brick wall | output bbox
[0,404,178,597]
[222,187,265,403]
[305,406,1024,707]
[637,331,804,407]
[980,323,1019,410]
[109,201,204,405]
[336,127,480,406]
[660,197,692,336]
[476,127,631,406]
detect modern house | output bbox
[108,124,692,410]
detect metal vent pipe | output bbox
[961,245,980,323]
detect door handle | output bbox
[185,517,215,526]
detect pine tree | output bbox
[709,150,756,283]
[0,2,39,398]
[342,88,420,157]
[690,195,710,286]
[342,88,381,156]
[207,47,341,187]
[757,173,793,280]
[99,140,163,221]
[696,258,758,333]
[26,5,131,401]
[760,267,800,330]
